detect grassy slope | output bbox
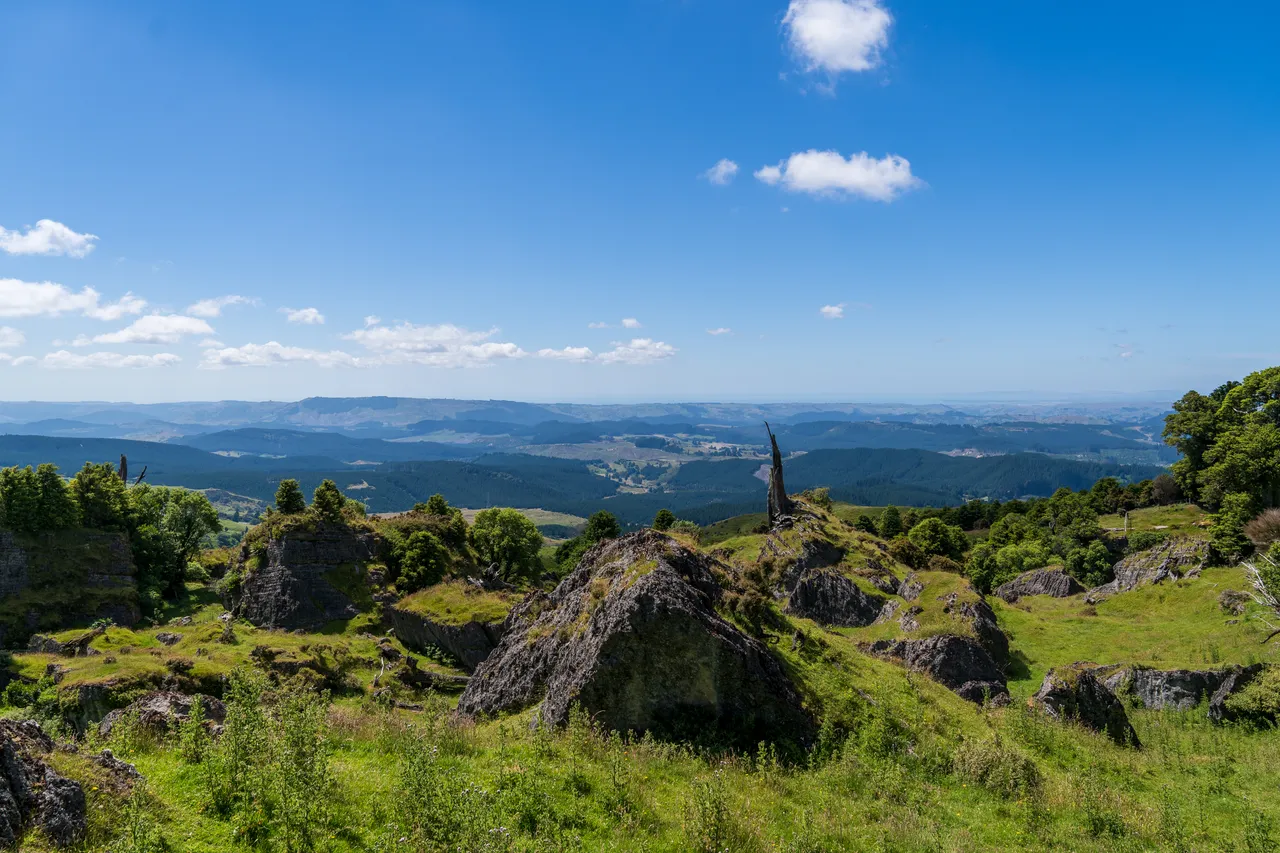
[1099,503,1209,536]
[995,565,1278,697]
[7,506,1280,851]
[396,580,519,625]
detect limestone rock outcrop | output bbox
[459,531,814,746]
[1033,663,1139,746]
[995,568,1084,603]
[0,720,86,848]
[1099,665,1236,711]
[784,568,886,628]
[1086,538,1208,602]
[98,691,227,739]
[228,522,376,629]
[866,635,1009,705]
[386,606,506,673]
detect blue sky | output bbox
[1,0,1277,404]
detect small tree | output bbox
[1211,492,1257,563]
[1151,473,1181,506]
[398,531,449,593]
[584,510,621,542]
[71,462,128,530]
[275,479,306,515]
[311,480,346,524]
[653,509,676,531]
[164,490,221,572]
[853,514,877,534]
[907,518,968,562]
[0,466,41,533]
[878,506,903,539]
[423,494,450,516]
[34,464,79,531]
[470,508,542,583]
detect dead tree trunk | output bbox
[118,454,128,484]
[765,421,792,525]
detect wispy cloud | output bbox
[599,338,676,365]
[186,295,256,318]
[621,318,642,329]
[702,159,740,186]
[820,303,845,319]
[756,150,921,201]
[282,306,325,325]
[201,342,363,370]
[0,327,24,349]
[0,219,98,257]
[536,346,595,362]
[343,321,525,367]
[42,350,181,369]
[707,327,733,336]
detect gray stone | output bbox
[228,523,376,629]
[98,691,226,739]
[459,530,814,747]
[154,632,182,646]
[866,635,1008,705]
[1033,664,1139,746]
[784,568,885,627]
[1086,538,1208,602]
[1208,664,1270,725]
[0,720,85,848]
[995,568,1085,603]
[1102,665,1234,711]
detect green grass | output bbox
[396,580,518,626]
[1098,503,1209,537]
[993,565,1278,696]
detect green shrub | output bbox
[653,508,677,531]
[1126,530,1169,553]
[1224,666,1280,725]
[953,736,1042,799]
[398,531,449,593]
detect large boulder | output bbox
[98,691,226,739]
[1100,665,1235,711]
[458,530,814,747]
[228,522,376,629]
[0,720,86,848]
[995,568,1084,603]
[1086,537,1208,602]
[1033,663,1140,746]
[784,568,885,627]
[866,635,1008,704]
[386,605,506,673]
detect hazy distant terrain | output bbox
[0,396,1173,525]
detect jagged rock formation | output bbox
[459,530,814,746]
[995,568,1084,603]
[784,568,886,627]
[228,522,376,629]
[1207,664,1270,725]
[867,635,1009,704]
[765,422,792,525]
[98,691,227,738]
[385,605,505,673]
[0,531,139,646]
[1033,663,1139,746]
[0,720,86,848]
[1099,665,1236,711]
[1086,537,1208,602]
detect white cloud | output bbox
[0,327,24,349]
[364,315,381,328]
[598,338,677,365]
[186,295,255,318]
[199,338,224,348]
[702,159,740,185]
[536,346,595,362]
[0,219,99,257]
[83,314,214,346]
[621,318,642,329]
[12,356,35,367]
[756,150,921,201]
[282,306,325,325]
[41,350,181,369]
[200,342,364,370]
[820,303,845,319]
[588,321,610,329]
[783,0,891,79]
[343,322,525,367]
[707,327,733,336]
[0,279,147,320]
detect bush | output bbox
[583,510,621,542]
[853,514,877,534]
[311,480,346,524]
[802,487,833,510]
[653,508,676,531]
[906,518,968,561]
[1212,492,1257,563]
[888,536,927,570]
[878,506,904,538]
[1126,530,1169,554]
[927,554,963,573]
[399,531,450,593]
[953,735,1042,799]
[470,508,543,583]
[1224,666,1280,726]
[1245,508,1280,549]
[1064,539,1113,587]
[670,519,700,541]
